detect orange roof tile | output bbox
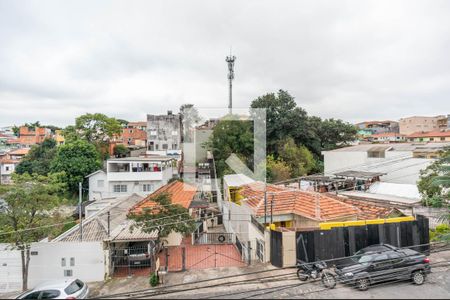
[371,132,405,138]
[239,182,360,221]
[325,193,403,220]
[407,131,450,138]
[8,148,30,155]
[129,181,197,214]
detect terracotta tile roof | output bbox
[407,131,450,138]
[0,159,20,164]
[130,181,197,214]
[325,193,404,220]
[371,132,405,138]
[239,182,360,221]
[8,148,30,156]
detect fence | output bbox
[270,215,430,267]
[194,233,234,245]
[110,244,154,277]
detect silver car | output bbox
[16,279,89,299]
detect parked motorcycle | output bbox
[296,259,337,288]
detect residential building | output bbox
[399,115,448,135]
[368,132,406,143]
[129,180,200,246]
[17,126,52,145]
[322,142,450,185]
[356,120,399,135]
[146,111,182,156]
[121,121,147,147]
[54,130,65,145]
[406,130,450,143]
[0,158,19,184]
[87,156,176,201]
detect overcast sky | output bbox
[0,0,449,127]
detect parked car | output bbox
[335,244,431,291]
[16,279,89,299]
[128,241,154,267]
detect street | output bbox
[92,250,450,299]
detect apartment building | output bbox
[356,120,399,135]
[146,111,182,156]
[399,115,448,135]
[87,156,176,200]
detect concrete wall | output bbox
[0,242,105,293]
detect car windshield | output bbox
[352,254,374,265]
[64,280,84,295]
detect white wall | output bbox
[0,242,105,293]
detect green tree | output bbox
[63,113,122,160]
[266,155,291,183]
[0,173,66,291]
[74,113,122,143]
[128,190,196,264]
[315,118,357,151]
[180,104,202,143]
[51,140,102,195]
[251,90,309,155]
[206,116,254,178]
[113,144,129,158]
[278,137,316,178]
[15,138,57,175]
[418,148,450,207]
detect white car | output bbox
[16,279,89,299]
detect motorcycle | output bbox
[296,259,337,289]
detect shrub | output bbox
[149,273,159,287]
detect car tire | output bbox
[412,270,425,285]
[356,278,370,291]
[297,269,308,281]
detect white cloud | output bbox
[0,0,449,127]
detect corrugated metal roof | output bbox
[53,194,144,242]
[110,220,158,242]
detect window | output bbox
[367,151,385,158]
[70,257,75,266]
[64,269,73,277]
[143,184,154,192]
[40,290,61,299]
[61,258,66,267]
[113,185,127,193]
[64,280,84,295]
[162,144,168,150]
[5,166,9,171]
[97,180,104,188]
[23,291,42,299]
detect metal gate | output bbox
[111,244,154,277]
[270,230,283,267]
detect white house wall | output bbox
[0,242,105,293]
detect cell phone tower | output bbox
[225,53,236,115]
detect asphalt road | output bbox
[144,262,450,299]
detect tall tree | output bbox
[180,104,202,143]
[251,90,309,155]
[206,116,254,178]
[266,155,291,183]
[51,140,102,195]
[277,137,316,178]
[0,173,66,291]
[15,138,57,175]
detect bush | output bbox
[149,273,159,287]
[422,195,444,208]
[430,224,450,242]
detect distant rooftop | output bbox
[323,142,450,153]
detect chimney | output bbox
[167,110,173,115]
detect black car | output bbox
[335,244,431,291]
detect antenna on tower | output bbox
[225,50,236,115]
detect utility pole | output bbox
[225,52,236,115]
[79,182,83,242]
[270,194,274,225]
